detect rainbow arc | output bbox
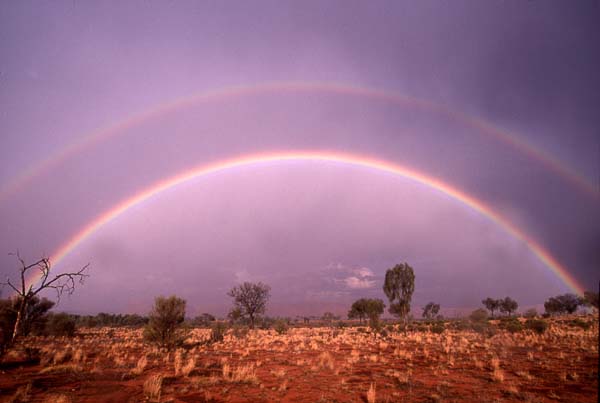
[40,151,584,295]
[1,82,596,203]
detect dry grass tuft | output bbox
[131,355,148,375]
[181,356,196,377]
[7,383,31,403]
[143,374,163,402]
[38,364,83,375]
[41,394,72,403]
[223,363,259,383]
[318,351,335,370]
[366,382,376,403]
[52,349,72,365]
[491,367,505,383]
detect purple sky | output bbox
[1,1,598,317]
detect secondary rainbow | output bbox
[1,81,595,202]
[45,151,585,295]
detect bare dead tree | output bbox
[0,252,89,343]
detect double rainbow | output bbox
[45,151,585,295]
[1,82,596,203]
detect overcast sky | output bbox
[1,1,598,317]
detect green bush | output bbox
[569,318,591,330]
[273,319,289,335]
[368,317,382,333]
[470,322,486,334]
[525,319,548,334]
[143,295,187,349]
[470,322,496,337]
[231,324,249,339]
[504,320,523,333]
[451,320,470,331]
[46,313,76,337]
[431,322,445,334]
[210,322,227,343]
[469,308,489,323]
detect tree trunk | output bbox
[11,298,27,343]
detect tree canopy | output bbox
[499,297,518,316]
[383,263,415,323]
[482,298,501,317]
[422,302,440,319]
[348,298,385,324]
[143,295,187,349]
[227,282,271,328]
[544,294,583,315]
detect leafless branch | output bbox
[2,252,90,302]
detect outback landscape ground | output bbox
[1,315,597,403]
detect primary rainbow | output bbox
[1,81,596,202]
[45,151,585,295]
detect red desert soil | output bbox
[1,316,597,403]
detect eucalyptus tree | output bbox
[383,263,415,325]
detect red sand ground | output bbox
[1,316,597,403]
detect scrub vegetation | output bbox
[0,260,598,402]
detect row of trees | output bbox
[143,281,272,348]
[345,263,416,330]
[1,254,598,352]
[480,292,598,318]
[544,292,598,315]
[481,297,519,317]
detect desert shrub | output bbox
[569,318,591,330]
[379,328,389,338]
[357,327,367,333]
[470,322,486,334]
[525,319,548,334]
[143,295,187,349]
[452,320,470,331]
[523,308,538,318]
[504,320,523,333]
[258,317,275,330]
[368,316,382,333]
[386,324,395,332]
[431,322,445,334]
[210,322,227,343]
[192,313,216,328]
[469,308,489,323]
[273,319,288,335]
[46,313,76,337]
[231,324,249,339]
[0,299,16,356]
[470,322,496,337]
